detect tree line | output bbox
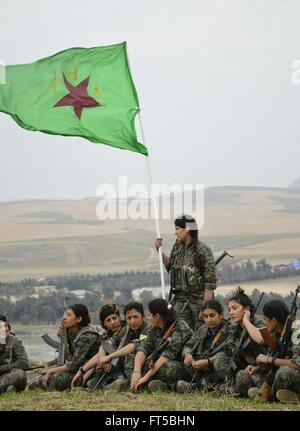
[0,258,298,297]
[0,258,299,323]
[0,288,299,325]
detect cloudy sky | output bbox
[0,0,300,201]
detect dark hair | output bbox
[0,314,11,331]
[124,302,144,317]
[263,300,289,326]
[99,303,120,328]
[148,298,176,333]
[69,304,91,327]
[227,286,254,314]
[202,300,223,314]
[174,215,203,271]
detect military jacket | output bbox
[223,318,267,368]
[269,329,300,369]
[0,333,30,375]
[182,318,230,359]
[137,318,194,362]
[166,240,216,300]
[65,325,101,374]
[111,321,150,350]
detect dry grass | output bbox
[217,275,300,296]
[0,389,300,411]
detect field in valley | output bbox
[0,185,299,281]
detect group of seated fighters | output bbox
[0,286,299,405]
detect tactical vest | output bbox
[169,241,204,296]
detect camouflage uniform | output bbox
[30,325,100,391]
[267,331,300,397]
[87,321,150,388]
[112,321,150,380]
[235,330,300,398]
[86,319,125,388]
[0,333,29,394]
[137,318,194,389]
[181,319,230,387]
[166,240,216,329]
[213,318,267,395]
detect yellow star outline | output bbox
[51,66,102,98]
[51,66,78,95]
[93,85,101,97]
[67,66,78,81]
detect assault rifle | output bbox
[259,285,300,401]
[92,327,131,392]
[141,298,190,378]
[169,249,234,304]
[41,296,70,365]
[227,292,265,374]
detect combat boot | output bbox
[6,385,17,393]
[276,389,300,404]
[148,379,168,392]
[248,387,261,400]
[176,380,196,393]
[104,379,129,392]
[27,376,44,390]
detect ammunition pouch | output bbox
[170,265,203,295]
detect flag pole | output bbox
[138,113,166,300]
[125,44,166,299]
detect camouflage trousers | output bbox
[174,299,203,330]
[272,366,300,395]
[213,351,232,380]
[236,366,300,398]
[213,352,269,396]
[185,364,223,389]
[235,370,266,397]
[86,367,125,390]
[0,369,27,394]
[147,360,190,390]
[124,353,135,380]
[85,354,135,390]
[29,372,75,391]
[212,351,241,393]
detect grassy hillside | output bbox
[0,186,299,281]
[217,275,300,296]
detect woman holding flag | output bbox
[155,215,217,330]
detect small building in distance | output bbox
[33,285,58,295]
[70,289,92,299]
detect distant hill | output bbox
[288,176,300,188]
[0,185,299,281]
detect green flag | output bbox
[0,42,148,156]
